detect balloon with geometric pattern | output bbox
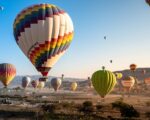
[13,3,74,77]
[0,63,16,87]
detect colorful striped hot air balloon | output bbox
[31,80,39,88]
[51,78,62,91]
[70,82,77,91]
[121,76,135,91]
[13,4,74,77]
[0,63,16,87]
[91,70,116,98]
[22,76,31,89]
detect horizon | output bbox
[0,0,150,78]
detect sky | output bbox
[0,0,150,78]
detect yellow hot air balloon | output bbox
[0,63,16,87]
[115,72,123,79]
[70,82,77,91]
[13,4,74,78]
[37,81,45,89]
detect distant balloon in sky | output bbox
[110,60,113,63]
[0,63,16,87]
[130,64,137,71]
[146,0,150,6]
[104,36,106,40]
[91,69,116,98]
[13,3,74,77]
[51,77,62,91]
[22,76,31,89]
[0,6,4,11]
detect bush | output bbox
[146,101,150,106]
[96,104,103,110]
[112,101,140,118]
[41,104,57,113]
[61,102,72,108]
[145,112,150,118]
[79,101,94,114]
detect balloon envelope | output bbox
[0,63,16,87]
[37,81,45,89]
[121,76,135,90]
[31,80,39,88]
[130,64,137,71]
[51,78,62,91]
[71,82,77,91]
[22,76,31,88]
[91,70,116,98]
[13,4,74,76]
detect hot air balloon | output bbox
[31,80,39,88]
[104,36,106,40]
[91,69,116,98]
[110,60,113,63]
[37,81,45,89]
[0,63,16,87]
[121,76,135,92]
[13,4,74,79]
[146,0,150,6]
[115,72,123,79]
[144,78,150,85]
[51,77,62,91]
[70,82,77,91]
[0,6,4,11]
[130,64,137,71]
[22,76,31,89]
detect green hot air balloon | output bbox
[91,70,116,98]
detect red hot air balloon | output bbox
[0,63,16,87]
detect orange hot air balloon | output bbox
[0,63,16,87]
[130,64,137,71]
[144,78,150,85]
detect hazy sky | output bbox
[0,0,150,78]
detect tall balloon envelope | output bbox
[13,4,74,76]
[0,63,16,87]
[51,77,62,91]
[91,70,116,98]
[22,76,31,88]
